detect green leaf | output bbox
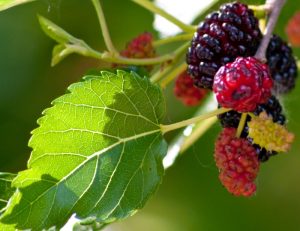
[0,70,167,230]
[0,173,16,213]
[38,15,79,44]
[0,0,35,11]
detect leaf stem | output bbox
[153,33,194,47]
[91,0,118,54]
[236,113,248,138]
[160,62,187,88]
[255,0,286,62]
[163,94,217,169]
[131,0,196,33]
[161,107,231,134]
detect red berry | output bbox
[286,11,300,46]
[174,71,208,106]
[121,32,155,59]
[214,128,260,197]
[213,57,273,112]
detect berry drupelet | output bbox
[187,2,262,89]
[267,35,298,94]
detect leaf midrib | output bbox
[5,128,161,223]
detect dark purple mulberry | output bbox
[187,2,262,89]
[267,35,298,94]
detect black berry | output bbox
[267,34,298,94]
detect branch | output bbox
[255,0,286,62]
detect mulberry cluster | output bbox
[182,1,298,197]
[120,1,298,198]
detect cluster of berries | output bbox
[184,2,298,196]
[116,2,297,197]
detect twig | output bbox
[160,62,187,88]
[255,0,286,62]
[153,33,194,47]
[91,0,118,54]
[132,0,196,33]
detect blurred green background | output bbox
[0,0,300,230]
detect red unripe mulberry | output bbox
[213,57,273,112]
[214,127,260,197]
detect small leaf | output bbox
[0,70,167,230]
[0,0,35,11]
[38,15,79,44]
[38,15,100,66]
[51,44,70,66]
[0,173,16,213]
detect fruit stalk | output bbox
[150,42,190,83]
[163,94,217,169]
[160,62,187,88]
[236,113,248,138]
[161,107,230,133]
[255,0,287,62]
